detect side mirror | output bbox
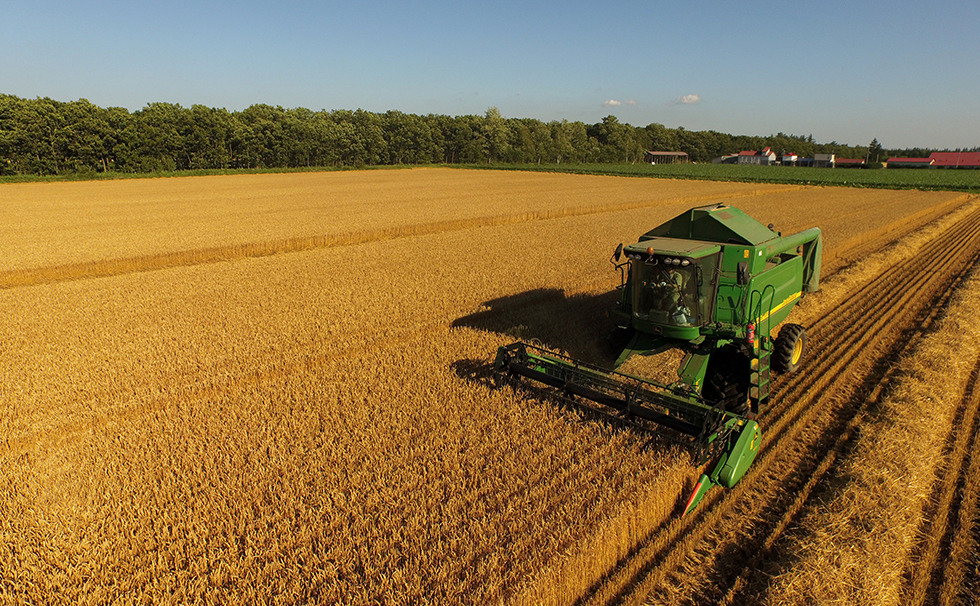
[612,243,624,263]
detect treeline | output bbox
[0,94,966,176]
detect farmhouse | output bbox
[781,153,798,166]
[835,158,866,168]
[737,147,777,166]
[644,151,689,164]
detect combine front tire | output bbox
[703,346,751,415]
[773,323,806,374]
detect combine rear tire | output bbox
[773,323,806,374]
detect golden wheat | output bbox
[0,169,971,604]
[0,169,797,273]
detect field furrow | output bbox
[943,436,980,605]
[902,350,980,606]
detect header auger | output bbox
[492,204,822,515]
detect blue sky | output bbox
[2,0,977,149]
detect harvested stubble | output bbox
[0,169,972,604]
[765,208,980,605]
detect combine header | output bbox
[492,204,821,514]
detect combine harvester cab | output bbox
[493,204,821,515]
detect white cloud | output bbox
[603,99,640,108]
[675,94,701,105]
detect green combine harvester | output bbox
[492,204,822,515]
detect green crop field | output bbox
[3,162,977,192]
[472,163,980,192]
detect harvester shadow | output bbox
[451,288,621,366]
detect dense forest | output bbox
[0,94,969,176]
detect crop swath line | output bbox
[0,189,785,290]
[944,431,980,606]
[901,351,980,605]
[823,194,970,273]
[574,207,980,605]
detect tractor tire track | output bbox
[574,206,980,606]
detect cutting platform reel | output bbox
[493,341,761,515]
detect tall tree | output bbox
[590,115,642,163]
[383,110,436,165]
[480,107,510,164]
[133,102,186,171]
[868,138,883,163]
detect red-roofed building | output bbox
[886,157,934,168]
[781,153,798,166]
[835,158,866,168]
[737,147,777,166]
[928,152,980,168]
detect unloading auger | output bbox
[491,204,822,515]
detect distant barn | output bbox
[886,153,980,169]
[928,152,980,169]
[886,157,934,168]
[813,153,835,168]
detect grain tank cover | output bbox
[639,204,776,246]
[623,237,720,259]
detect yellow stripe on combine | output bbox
[759,291,802,323]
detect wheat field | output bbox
[0,168,971,604]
